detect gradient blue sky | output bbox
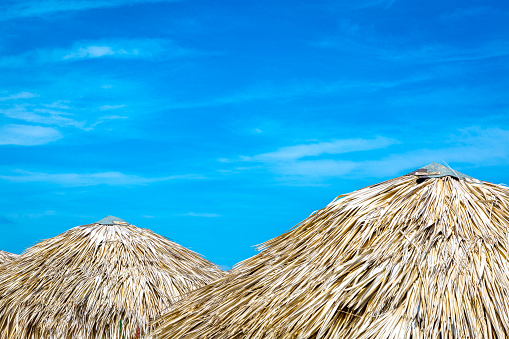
[1,0,508,269]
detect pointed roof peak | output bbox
[95,215,130,225]
[407,162,481,183]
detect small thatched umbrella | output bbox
[0,250,17,264]
[152,163,509,339]
[0,216,223,339]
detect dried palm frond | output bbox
[0,216,223,339]
[0,251,17,264]
[152,163,509,339]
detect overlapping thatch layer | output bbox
[0,216,223,339]
[152,163,509,339]
[0,251,17,264]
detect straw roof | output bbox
[152,163,509,339]
[0,216,223,339]
[0,250,17,264]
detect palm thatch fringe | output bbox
[0,217,223,339]
[0,251,17,264]
[151,163,509,339]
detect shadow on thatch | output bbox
[151,163,509,339]
[0,216,223,338]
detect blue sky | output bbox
[0,0,508,268]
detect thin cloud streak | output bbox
[230,127,509,183]
[98,105,127,111]
[0,38,191,68]
[440,6,503,21]
[1,104,130,132]
[0,170,205,186]
[302,128,509,180]
[0,124,62,146]
[0,105,86,129]
[0,0,181,21]
[314,37,509,64]
[0,92,39,101]
[242,137,397,162]
[389,40,509,63]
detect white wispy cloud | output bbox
[0,105,85,128]
[42,101,71,109]
[61,39,185,60]
[0,89,134,135]
[315,36,509,64]
[242,137,397,162]
[179,212,222,218]
[271,160,358,178]
[335,128,509,178]
[388,40,509,63]
[63,46,116,59]
[230,128,509,183]
[0,0,180,21]
[99,115,128,120]
[24,210,57,218]
[353,129,509,178]
[441,6,502,21]
[1,102,129,132]
[85,115,129,130]
[0,170,205,186]
[0,124,62,145]
[387,86,501,109]
[98,105,127,111]
[0,38,190,67]
[0,91,39,101]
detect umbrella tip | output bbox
[95,215,130,225]
[407,162,481,183]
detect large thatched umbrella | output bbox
[0,216,223,339]
[0,250,17,264]
[152,163,509,339]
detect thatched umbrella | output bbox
[0,250,17,264]
[0,216,223,339]
[152,163,509,339]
